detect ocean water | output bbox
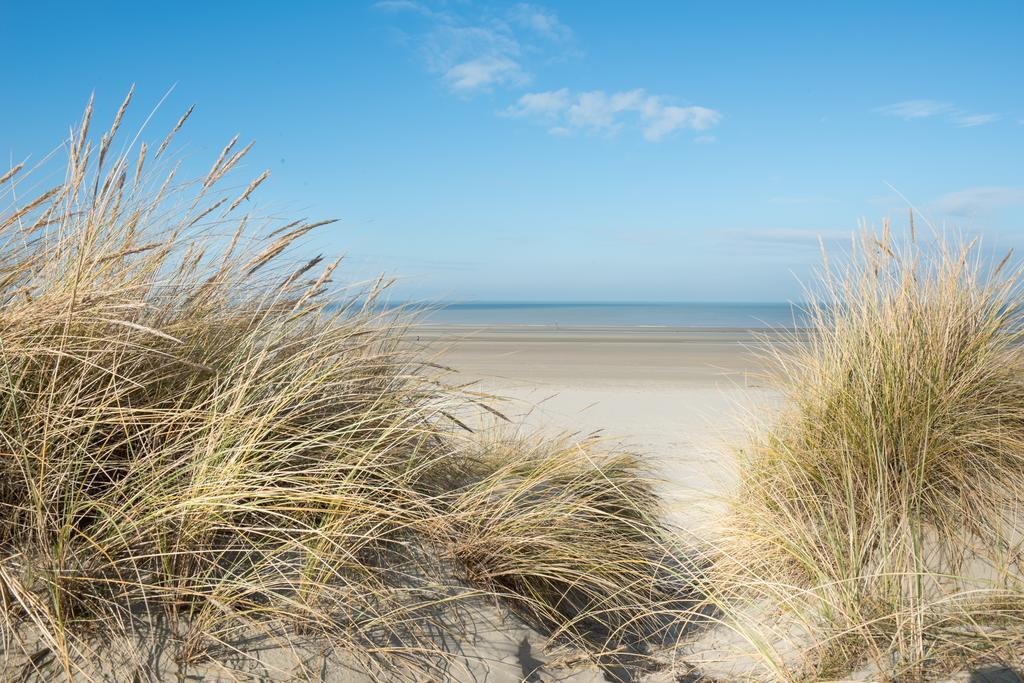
[405,302,807,329]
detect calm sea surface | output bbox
[401,302,807,329]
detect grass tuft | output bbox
[714,225,1024,679]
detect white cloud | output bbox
[444,56,526,92]
[508,3,573,42]
[934,186,1024,217]
[502,87,571,118]
[506,88,721,142]
[875,100,953,120]
[567,89,644,133]
[643,104,720,141]
[875,99,1000,127]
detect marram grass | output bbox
[711,226,1024,680]
[0,95,690,680]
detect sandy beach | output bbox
[425,326,785,529]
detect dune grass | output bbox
[446,434,691,645]
[712,225,1024,679]
[0,95,690,680]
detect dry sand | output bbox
[424,326,784,530]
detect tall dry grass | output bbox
[712,225,1024,680]
[0,95,690,680]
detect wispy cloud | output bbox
[951,113,1000,127]
[444,56,526,92]
[424,22,528,94]
[508,3,573,42]
[875,99,999,127]
[934,186,1024,217]
[875,100,954,120]
[505,88,720,141]
[375,1,573,94]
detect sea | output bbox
[395,302,807,329]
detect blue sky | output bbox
[1,1,1022,301]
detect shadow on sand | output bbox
[970,667,1024,683]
